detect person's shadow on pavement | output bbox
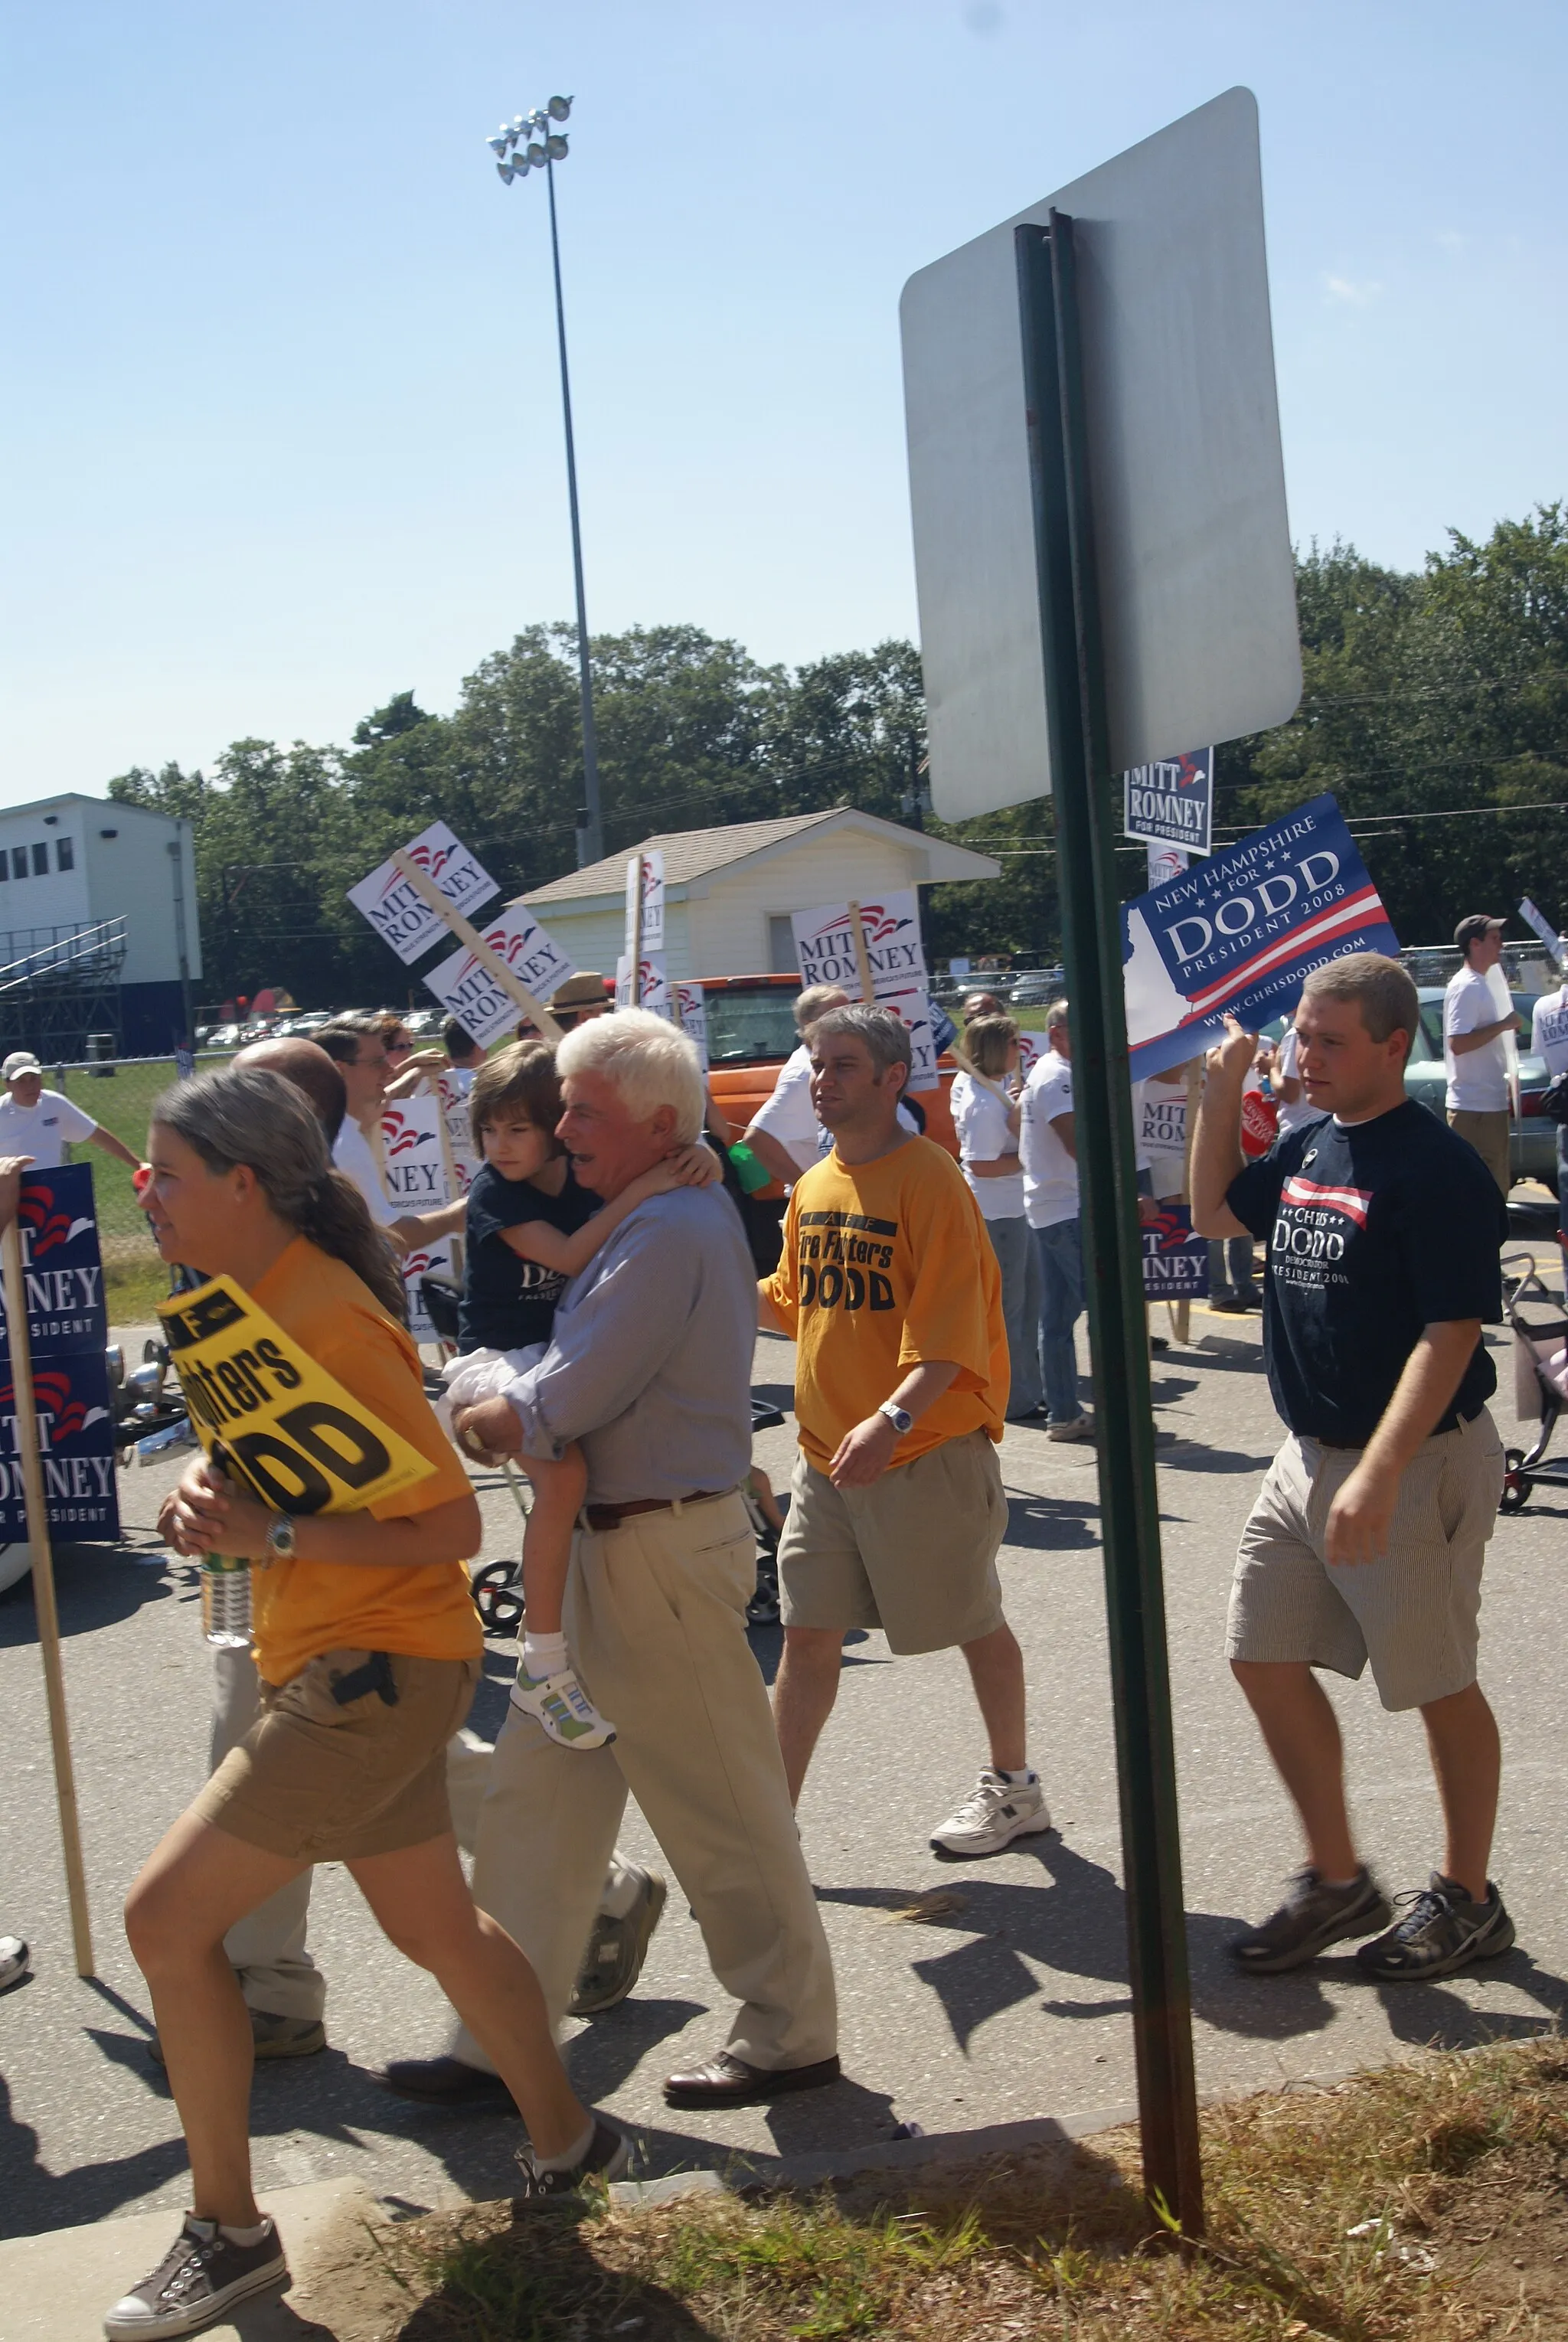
[818,1835,1338,2053]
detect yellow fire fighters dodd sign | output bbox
[158,1276,436,1514]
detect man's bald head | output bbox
[232,1037,347,1145]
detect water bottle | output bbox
[201,1554,253,1648]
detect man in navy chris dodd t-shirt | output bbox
[1193,952,1513,1987]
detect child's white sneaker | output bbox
[511,1664,616,1749]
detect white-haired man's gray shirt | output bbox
[503,1185,756,1503]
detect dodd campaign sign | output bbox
[425,901,577,1047]
[1123,750,1214,855]
[158,1276,437,1516]
[348,822,498,966]
[1123,795,1398,1082]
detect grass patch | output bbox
[51,1057,234,1327]
[372,2036,1568,2340]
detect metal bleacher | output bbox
[0,917,128,1060]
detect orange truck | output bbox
[700,973,962,1175]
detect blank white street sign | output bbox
[900,87,1302,820]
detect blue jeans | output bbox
[1559,1125,1568,1250]
[1033,1217,1085,1425]
[984,1213,1043,1417]
[1208,1234,1259,1300]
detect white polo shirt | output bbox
[0,1088,97,1168]
[1021,1050,1079,1229]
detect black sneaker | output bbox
[1355,1873,1516,1982]
[103,2215,287,2337]
[1229,1865,1391,1974]
[514,2117,631,2203]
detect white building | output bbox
[0,792,201,1055]
[522,808,1000,982]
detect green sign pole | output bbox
[1014,212,1204,2237]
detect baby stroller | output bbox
[1501,1255,1568,1514]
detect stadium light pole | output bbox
[488,97,604,867]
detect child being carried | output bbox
[443,1040,717,1749]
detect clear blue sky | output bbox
[5,0,1564,805]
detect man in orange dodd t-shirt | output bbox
[760,1005,1050,1858]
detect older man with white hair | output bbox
[386,1008,839,2112]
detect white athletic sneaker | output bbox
[1047,1413,1096,1444]
[930,1769,1052,1858]
[511,1664,616,1749]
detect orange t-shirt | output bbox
[244,1237,480,1684]
[761,1135,1008,1471]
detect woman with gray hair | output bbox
[106,1067,623,2340]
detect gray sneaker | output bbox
[0,1935,29,1994]
[568,1868,668,2015]
[150,2008,325,2066]
[103,2215,287,2337]
[1230,1866,1391,1974]
[1356,1873,1516,1982]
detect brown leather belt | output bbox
[586,1488,737,1533]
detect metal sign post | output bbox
[2,1220,94,1975]
[1017,211,1203,2236]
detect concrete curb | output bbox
[0,2177,384,2342]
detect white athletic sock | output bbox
[523,1631,568,1681]
[534,2118,595,2175]
[217,2220,270,2247]
[999,1767,1037,1787]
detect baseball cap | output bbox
[1453,913,1504,951]
[2,1051,42,1081]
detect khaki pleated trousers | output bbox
[447,1490,838,2074]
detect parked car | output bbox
[1008,967,1065,1008]
[1402,988,1555,1192]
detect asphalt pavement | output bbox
[3,1292,1566,2246]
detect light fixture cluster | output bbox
[486,96,572,183]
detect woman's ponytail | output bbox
[297,1169,410,1322]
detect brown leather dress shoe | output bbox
[377,2056,521,2113]
[663,2050,841,2108]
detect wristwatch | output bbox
[263,1515,296,1565]
[878,1400,913,1436]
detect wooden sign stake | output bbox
[391,854,564,1045]
[846,901,877,1005]
[2,1220,93,1975]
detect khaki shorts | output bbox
[1447,1108,1511,1199]
[778,1429,1008,1655]
[1225,1409,1504,1711]
[194,1648,480,1862]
